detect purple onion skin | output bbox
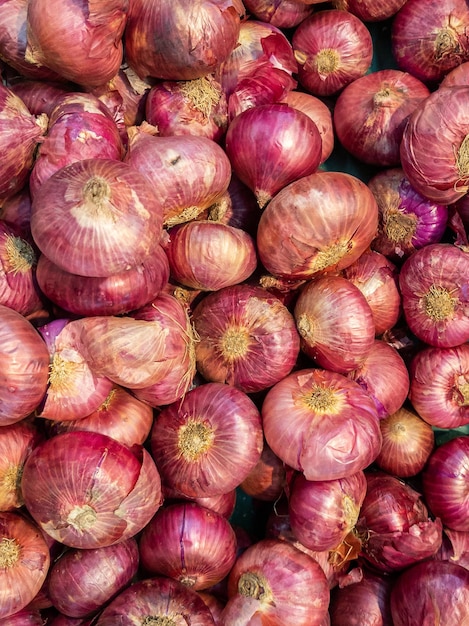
[0,609,44,625]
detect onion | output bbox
[256,170,379,280]
[390,560,469,626]
[124,125,232,227]
[391,0,469,84]
[6,79,73,117]
[292,9,373,97]
[368,168,449,261]
[262,368,382,481]
[288,470,367,552]
[139,502,237,590]
[374,406,435,477]
[95,576,216,625]
[25,0,128,88]
[399,243,469,348]
[46,616,93,626]
[242,0,314,28]
[198,592,225,625]
[332,0,407,21]
[400,85,469,204]
[436,527,469,571]
[191,283,300,393]
[21,430,163,549]
[222,538,330,626]
[0,512,50,619]
[356,471,443,573]
[124,0,243,81]
[240,440,286,502]
[150,382,264,498]
[165,220,257,291]
[0,304,49,426]
[0,609,45,625]
[409,343,469,428]
[47,538,139,618]
[225,103,322,208]
[0,189,33,240]
[440,59,469,87]
[333,69,430,167]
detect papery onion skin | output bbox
[240,440,286,502]
[225,103,322,208]
[332,0,407,22]
[191,283,300,393]
[409,343,469,429]
[262,368,382,481]
[257,170,379,280]
[150,382,264,498]
[242,0,314,28]
[399,243,469,348]
[223,538,330,626]
[292,9,373,97]
[436,527,469,571]
[0,512,50,619]
[21,430,163,549]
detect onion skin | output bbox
[0,188,33,241]
[240,440,286,502]
[332,0,406,22]
[7,79,75,117]
[256,171,379,280]
[21,431,163,549]
[261,368,382,481]
[242,0,314,28]
[0,609,45,625]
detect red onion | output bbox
[191,284,300,393]
[162,485,237,520]
[0,304,49,426]
[399,243,469,347]
[0,189,33,240]
[21,430,163,549]
[400,85,469,204]
[0,512,50,619]
[198,592,225,625]
[150,382,264,498]
[436,527,469,571]
[225,103,322,208]
[165,220,257,291]
[47,538,139,618]
[124,0,243,81]
[440,59,469,87]
[262,368,382,481]
[240,440,286,502]
[0,609,44,625]
[6,79,74,117]
[346,339,410,419]
[145,76,229,143]
[332,0,407,21]
[374,406,435,477]
[95,576,216,625]
[391,0,469,84]
[288,470,367,552]
[124,125,232,227]
[293,10,373,97]
[242,0,314,28]
[356,471,443,573]
[390,560,469,626]
[222,538,330,626]
[333,69,430,167]
[368,168,449,261]
[257,170,379,280]
[422,435,469,532]
[25,0,128,88]
[139,502,237,590]
[409,343,469,428]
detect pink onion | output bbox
[240,440,286,502]
[21,430,163,549]
[262,368,382,481]
[191,283,300,393]
[440,59,469,87]
[150,382,264,498]
[242,0,314,28]
[332,0,406,21]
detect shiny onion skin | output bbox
[25,0,128,88]
[224,103,322,208]
[400,86,469,204]
[256,171,379,280]
[368,168,449,262]
[242,0,314,28]
[374,406,435,477]
[21,431,163,549]
[261,368,382,481]
[150,382,264,498]
[0,512,50,619]
[292,9,373,97]
[333,69,430,167]
[399,243,469,347]
[288,470,367,552]
[165,220,257,291]
[139,502,237,590]
[391,0,469,84]
[332,0,406,22]
[191,284,300,393]
[240,440,286,502]
[124,0,243,81]
[409,343,469,429]
[0,304,49,426]
[95,576,216,625]
[47,538,139,618]
[390,560,469,626]
[222,538,330,626]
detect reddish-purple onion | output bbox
[7,79,74,117]
[0,609,45,625]
[240,440,286,502]
[0,188,33,240]
[440,59,469,87]
[242,0,314,28]
[436,527,469,571]
[332,0,407,21]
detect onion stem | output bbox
[221,327,250,359]
[66,504,97,531]
[178,420,214,461]
[142,617,176,626]
[0,537,20,568]
[238,571,273,603]
[423,284,457,321]
[384,209,417,243]
[5,235,36,274]
[302,385,338,413]
[179,77,221,118]
[315,49,340,77]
